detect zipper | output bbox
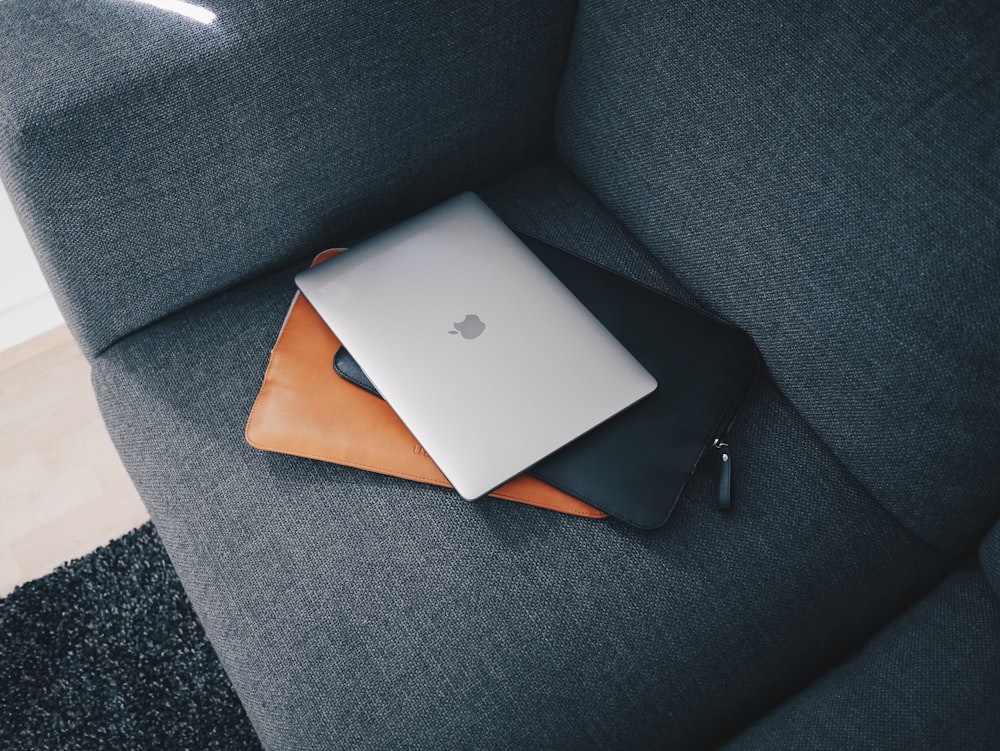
[518,229,760,520]
[704,350,760,513]
[712,438,733,511]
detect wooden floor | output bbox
[0,326,149,598]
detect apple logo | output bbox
[449,314,486,339]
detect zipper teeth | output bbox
[693,351,760,481]
[709,351,761,443]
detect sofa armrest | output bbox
[0,0,576,357]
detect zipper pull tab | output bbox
[713,439,733,511]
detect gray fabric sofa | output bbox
[2,1,998,748]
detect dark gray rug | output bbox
[0,523,261,751]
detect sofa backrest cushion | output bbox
[0,0,575,358]
[556,2,1000,551]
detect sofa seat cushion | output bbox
[92,160,949,751]
[979,522,1000,600]
[722,555,1000,751]
[556,2,1000,552]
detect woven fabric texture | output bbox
[556,1,1000,552]
[724,557,1000,750]
[0,0,575,358]
[91,161,948,751]
[0,524,261,751]
[979,522,1000,599]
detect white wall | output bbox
[0,181,64,352]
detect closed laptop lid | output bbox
[335,234,761,528]
[295,192,656,500]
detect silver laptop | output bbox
[295,192,656,500]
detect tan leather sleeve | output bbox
[246,249,606,519]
